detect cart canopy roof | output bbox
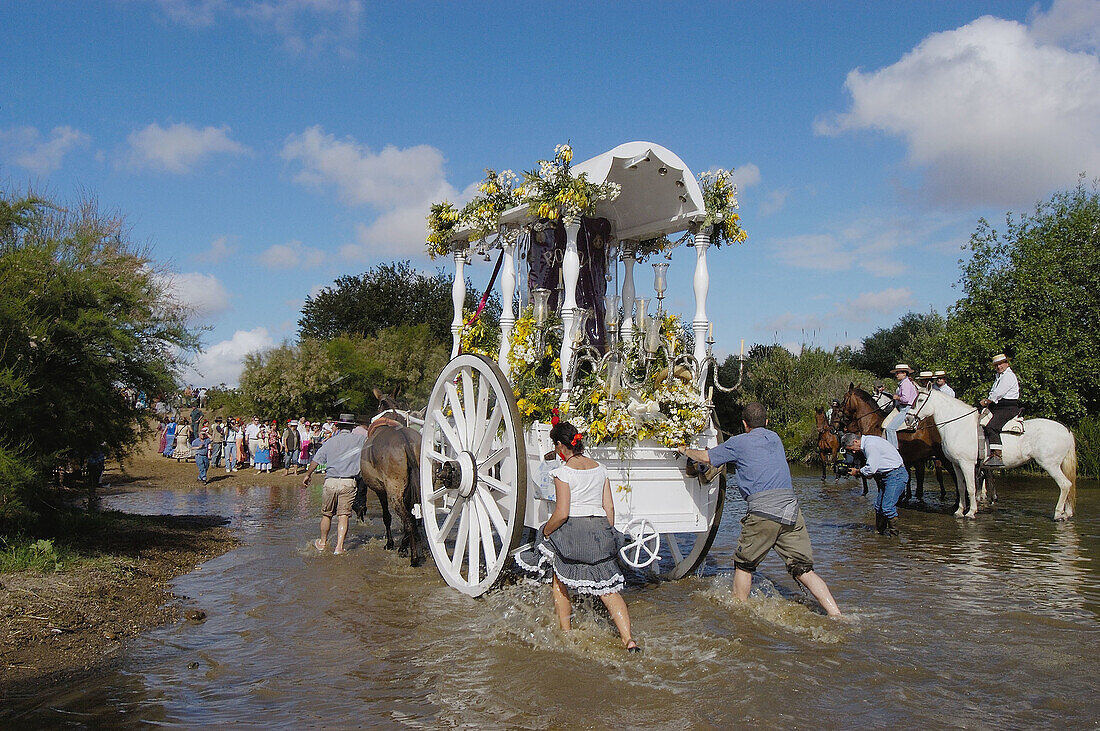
[499,141,706,241]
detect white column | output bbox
[451,250,466,359]
[692,230,712,379]
[619,243,636,339]
[497,237,516,372]
[559,221,581,404]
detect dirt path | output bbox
[0,438,310,697]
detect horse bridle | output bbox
[908,386,979,427]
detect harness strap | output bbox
[462,248,506,331]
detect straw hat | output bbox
[890,363,912,374]
[918,370,934,380]
[933,370,947,378]
[991,353,1010,366]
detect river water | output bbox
[8,469,1100,728]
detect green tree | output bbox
[239,339,340,421]
[850,311,948,377]
[298,259,501,345]
[945,180,1100,421]
[0,190,199,531]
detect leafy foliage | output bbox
[849,311,948,377]
[0,188,200,533]
[943,180,1100,421]
[297,260,500,345]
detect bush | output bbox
[1075,415,1100,481]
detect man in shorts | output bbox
[679,402,841,616]
[302,413,367,555]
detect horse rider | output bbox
[825,399,840,425]
[884,363,917,449]
[871,382,892,410]
[916,371,934,388]
[933,370,955,398]
[980,353,1021,468]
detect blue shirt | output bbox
[858,434,904,476]
[311,429,367,478]
[708,428,799,525]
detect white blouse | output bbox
[551,463,608,518]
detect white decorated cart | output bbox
[419,142,744,596]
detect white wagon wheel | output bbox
[420,354,527,596]
[661,470,726,579]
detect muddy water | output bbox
[8,470,1100,728]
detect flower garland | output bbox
[425,170,520,260]
[459,308,501,358]
[696,168,748,248]
[507,308,562,425]
[518,144,621,224]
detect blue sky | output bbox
[3,0,1099,384]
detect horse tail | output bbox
[1062,431,1078,514]
[401,431,420,516]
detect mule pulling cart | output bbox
[418,142,747,596]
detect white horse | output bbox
[909,387,1077,521]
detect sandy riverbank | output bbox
[0,438,310,696]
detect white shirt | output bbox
[859,434,904,476]
[551,463,608,517]
[245,423,261,440]
[934,383,956,398]
[988,367,1020,402]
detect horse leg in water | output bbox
[914,461,926,502]
[376,487,394,549]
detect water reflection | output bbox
[5,472,1099,728]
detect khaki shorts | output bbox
[734,510,815,578]
[321,477,357,518]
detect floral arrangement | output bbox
[507,308,563,424]
[459,308,501,358]
[517,144,621,224]
[507,307,708,448]
[425,170,520,260]
[696,168,748,248]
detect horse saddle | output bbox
[882,408,916,432]
[979,408,1025,434]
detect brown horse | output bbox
[837,384,954,503]
[814,407,840,482]
[355,392,424,566]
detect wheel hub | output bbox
[456,451,477,498]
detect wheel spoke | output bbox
[431,409,463,453]
[474,492,497,568]
[475,487,509,537]
[474,406,504,461]
[479,447,507,472]
[479,473,513,495]
[429,486,452,502]
[444,382,468,449]
[666,533,684,565]
[467,500,481,585]
[450,507,469,573]
[461,367,475,444]
[426,449,451,464]
[436,495,465,539]
[473,375,490,447]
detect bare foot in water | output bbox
[313,539,326,552]
[333,548,346,555]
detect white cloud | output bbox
[185,327,275,386]
[728,162,761,189]
[1029,0,1100,52]
[770,212,967,275]
[816,11,1100,207]
[0,125,89,174]
[146,0,362,56]
[160,271,231,319]
[758,188,790,217]
[761,287,915,344]
[123,122,249,174]
[195,235,237,263]
[846,287,914,314]
[282,126,459,258]
[260,239,325,269]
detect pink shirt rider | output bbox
[895,376,917,407]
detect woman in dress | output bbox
[162,418,176,458]
[267,419,282,471]
[233,419,245,472]
[254,424,271,473]
[515,421,639,653]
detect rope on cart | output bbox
[458,247,506,353]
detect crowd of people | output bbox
[156,411,350,484]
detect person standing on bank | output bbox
[678,403,842,616]
[302,414,367,555]
[980,353,1021,467]
[210,416,225,468]
[191,426,212,484]
[840,432,907,537]
[514,421,640,653]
